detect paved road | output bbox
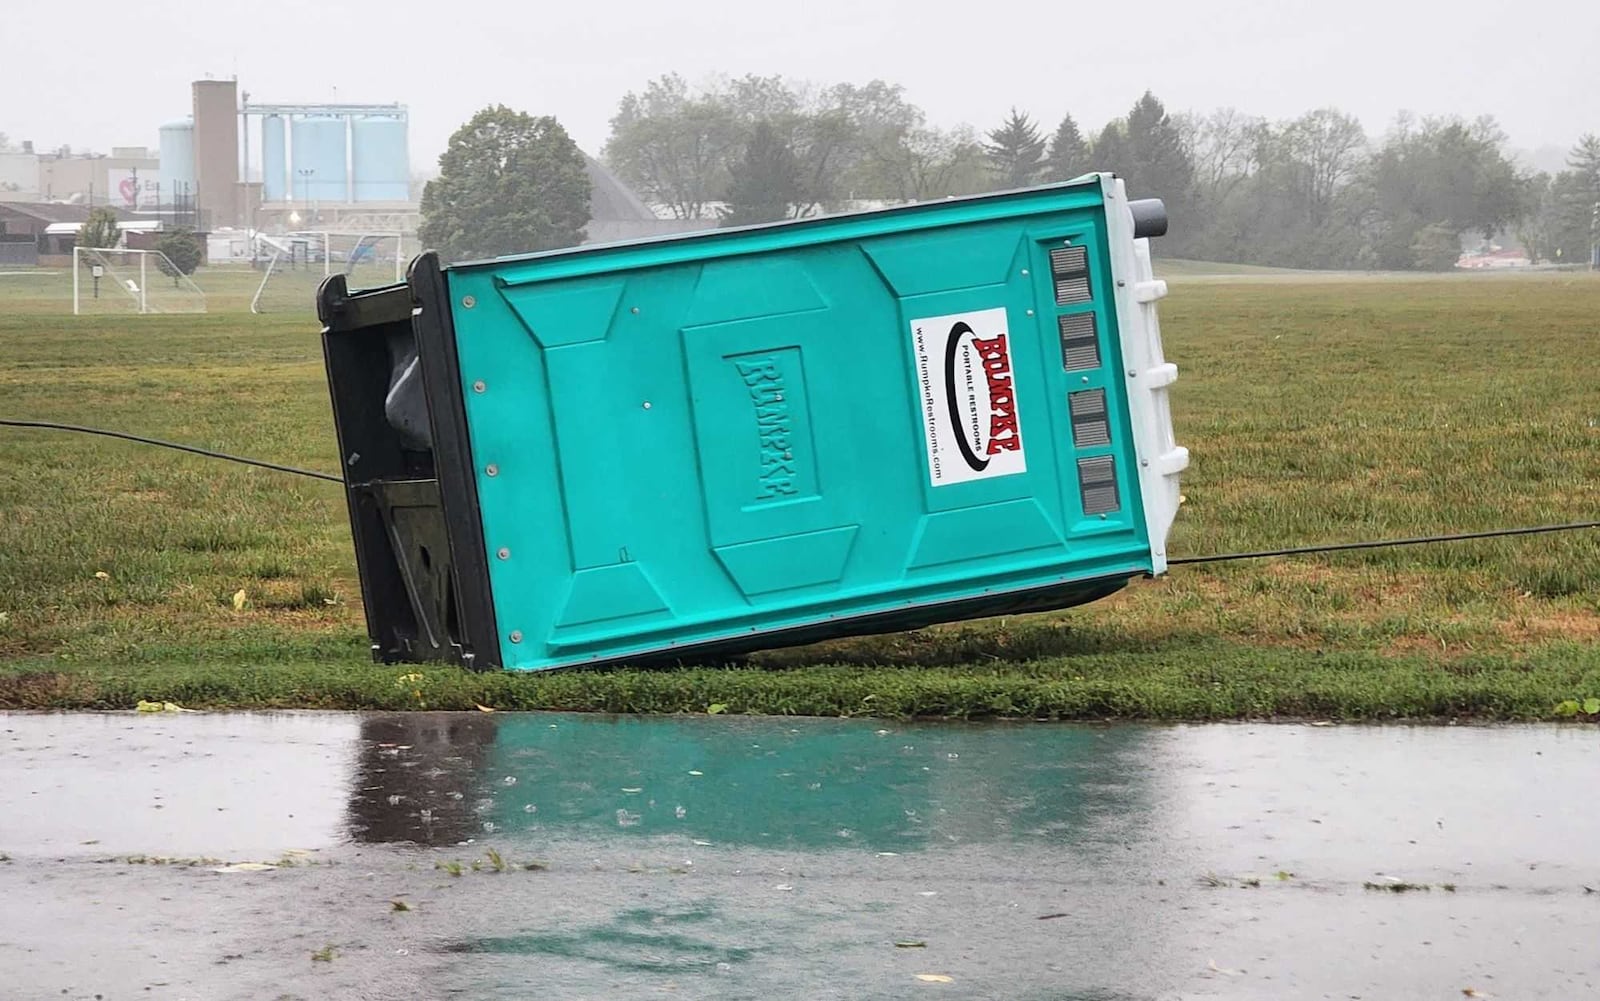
[1,712,1596,1000]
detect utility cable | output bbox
[4,419,1597,564]
[0,419,343,484]
[1169,522,1600,566]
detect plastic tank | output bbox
[261,115,287,203]
[317,176,1187,672]
[351,115,411,202]
[290,115,349,202]
[157,119,195,203]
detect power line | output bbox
[1169,522,1600,566]
[0,419,343,484]
[5,418,1597,566]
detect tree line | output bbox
[410,81,1597,268]
[601,74,1600,270]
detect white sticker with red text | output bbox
[909,307,1027,487]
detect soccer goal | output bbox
[72,247,207,315]
[250,231,407,315]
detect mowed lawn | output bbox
[1,264,1598,718]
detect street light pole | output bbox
[296,168,316,269]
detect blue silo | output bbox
[157,118,195,205]
[290,115,350,203]
[261,114,288,203]
[351,115,411,202]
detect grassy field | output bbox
[2,263,1598,719]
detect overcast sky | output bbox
[6,0,1597,169]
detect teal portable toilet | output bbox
[319,174,1187,671]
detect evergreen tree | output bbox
[1043,113,1090,182]
[155,228,203,281]
[1569,133,1600,192]
[78,207,120,250]
[720,121,802,227]
[1123,92,1195,215]
[1090,120,1129,175]
[1569,134,1600,264]
[982,109,1046,189]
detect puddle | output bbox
[2,712,1597,999]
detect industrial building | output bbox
[0,202,115,265]
[0,143,163,211]
[4,77,703,254]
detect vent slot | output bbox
[1059,313,1101,371]
[1050,245,1092,305]
[1069,389,1111,448]
[1077,455,1121,515]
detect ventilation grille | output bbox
[1069,389,1111,448]
[1050,245,1092,305]
[1059,313,1100,371]
[1078,455,1121,515]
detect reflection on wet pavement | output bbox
[1,712,1597,1000]
[347,714,1162,853]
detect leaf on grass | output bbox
[475,704,496,713]
[231,588,248,611]
[1207,959,1242,976]
[1584,697,1600,716]
[707,703,728,715]
[914,974,954,983]
[94,571,110,581]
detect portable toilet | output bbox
[318,173,1187,671]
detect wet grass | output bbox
[2,269,1599,718]
[1,638,1598,719]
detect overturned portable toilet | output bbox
[318,174,1187,671]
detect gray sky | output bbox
[6,0,1597,168]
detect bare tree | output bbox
[1184,108,1265,201]
[1274,109,1367,224]
[868,125,985,203]
[603,74,741,220]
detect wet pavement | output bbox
[1,712,1596,1000]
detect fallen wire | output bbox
[4,418,1597,565]
[0,419,344,484]
[1169,521,1600,565]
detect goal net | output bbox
[73,247,207,315]
[250,231,407,315]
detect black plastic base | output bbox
[318,254,499,669]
